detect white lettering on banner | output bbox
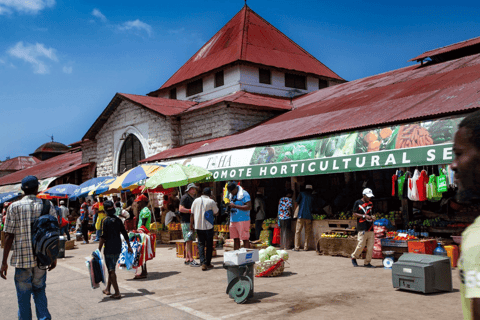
[371,156,380,167]
[427,149,436,162]
[238,168,244,177]
[281,165,287,175]
[385,154,396,165]
[246,168,252,177]
[213,171,219,179]
[206,155,231,169]
[343,158,351,169]
[443,147,453,160]
[301,163,305,173]
[402,152,411,164]
[221,170,228,179]
[270,166,278,175]
[291,164,298,173]
[260,167,267,176]
[308,162,315,172]
[320,161,328,171]
[229,170,236,178]
[333,160,339,170]
[356,157,366,168]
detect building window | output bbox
[186,79,203,97]
[169,88,177,99]
[214,71,224,88]
[259,69,271,84]
[285,73,306,90]
[118,134,145,174]
[319,79,328,89]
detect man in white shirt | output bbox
[190,188,219,271]
[59,200,71,241]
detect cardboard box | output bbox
[408,240,437,255]
[224,249,259,265]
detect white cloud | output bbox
[118,19,152,37]
[91,8,107,22]
[62,66,72,74]
[0,0,55,15]
[7,41,58,74]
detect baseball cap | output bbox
[21,175,39,191]
[104,200,114,209]
[203,187,212,196]
[134,194,148,202]
[227,182,238,192]
[186,183,198,192]
[363,188,375,198]
[305,185,313,190]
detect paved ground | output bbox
[0,242,463,320]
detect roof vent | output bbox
[409,36,480,64]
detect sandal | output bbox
[133,274,147,279]
[110,295,122,299]
[102,290,112,295]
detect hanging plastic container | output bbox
[433,243,448,256]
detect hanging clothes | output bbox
[403,171,412,199]
[397,171,405,200]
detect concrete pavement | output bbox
[0,242,462,319]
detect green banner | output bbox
[211,143,454,181]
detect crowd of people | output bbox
[3,110,480,318]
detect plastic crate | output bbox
[381,238,410,248]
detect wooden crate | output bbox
[65,240,76,250]
[160,230,183,244]
[316,237,359,258]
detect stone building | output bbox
[81,6,345,177]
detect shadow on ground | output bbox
[99,288,155,302]
[246,291,278,304]
[125,271,180,281]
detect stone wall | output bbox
[81,139,97,164]
[92,101,178,177]
[179,103,280,145]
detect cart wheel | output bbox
[228,276,252,304]
[383,256,394,269]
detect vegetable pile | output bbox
[258,246,289,264]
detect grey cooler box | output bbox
[392,253,452,293]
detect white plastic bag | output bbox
[408,169,420,201]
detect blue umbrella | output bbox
[90,177,117,196]
[0,192,22,205]
[43,184,78,198]
[120,164,165,189]
[70,177,114,200]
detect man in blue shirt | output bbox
[227,182,252,250]
[294,185,314,251]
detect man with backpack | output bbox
[1,175,58,320]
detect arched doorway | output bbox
[118,134,145,174]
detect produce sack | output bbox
[373,218,393,230]
[272,227,281,245]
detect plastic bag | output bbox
[437,170,448,193]
[408,169,420,201]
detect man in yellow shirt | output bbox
[452,110,480,319]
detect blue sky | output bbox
[0,0,479,161]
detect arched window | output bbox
[118,134,145,174]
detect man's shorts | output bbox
[230,220,250,240]
[181,222,196,242]
[104,253,120,271]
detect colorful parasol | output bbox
[38,184,78,199]
[0,192,22,205]
[69,176,114,200]
[144,163,213,190]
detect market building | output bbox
[81,5,345,178]
[0,156,41,178]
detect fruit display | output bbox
[407,218,471,228]
[312,214,327,220]
[392,234,417,241]
[376,211,402,221]
[321,233,350,239]
[214,224,230,233]
[337,211,355,220]
[167,223,181,231]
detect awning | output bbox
[154,115,461,181]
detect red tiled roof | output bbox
[32,141,69,155]
[410,36,480,62]
[143,52,480,161]
[184,91,292,113]
[121,93,195,116]
[0,151,90,186]
[0,156,41,172]
[155,6,343,91]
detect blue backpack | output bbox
[32,200,60,269]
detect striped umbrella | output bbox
[144,163,213,190]
[70,176,114,200]
[40,184,78,199]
